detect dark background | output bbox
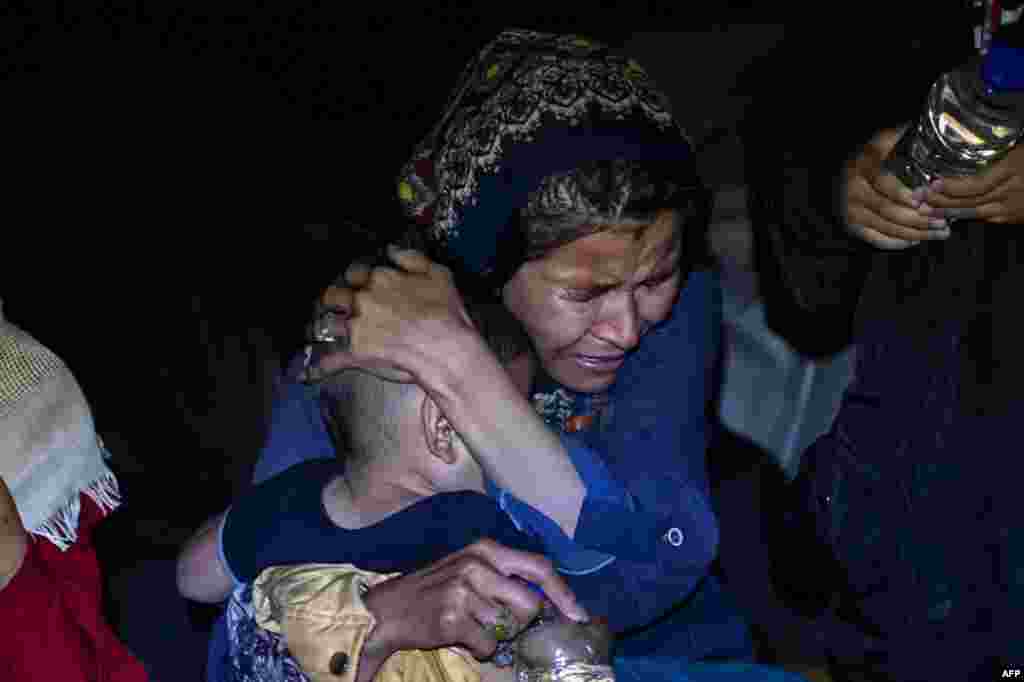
[2,1,968,547]
[3,4,994,677]
[5,3,796,537]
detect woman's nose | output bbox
[592,293,640,351]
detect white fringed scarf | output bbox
[0,302,121,551]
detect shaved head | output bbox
[322,298,532,468]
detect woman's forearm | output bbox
[423,329,584,537]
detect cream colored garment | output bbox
[0,301,119,549]
[254,564,481,682]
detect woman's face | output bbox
[502,209,683,393]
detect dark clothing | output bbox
[0,495,150,682]
[221,460,545,582]
[791,318,1023,679]
[742,7,1024,680]
[250,273,750,661]
[744,6,1024,416]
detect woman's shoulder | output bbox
[623,269,719,376]
[673,268,718,319]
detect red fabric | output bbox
[0,495,148,682]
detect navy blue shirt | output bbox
[791,316,1024,679]
[221,459,544,581]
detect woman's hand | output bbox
[842,127,952,250]
[919,144,1024,225]
[302,246,476,386]
[307,245,583,538]
[357,539,588,682]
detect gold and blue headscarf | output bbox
[397,29,707,287]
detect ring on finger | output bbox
[488,605,520,642]
[313,311,340,344]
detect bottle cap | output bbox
[982,43,1024,90]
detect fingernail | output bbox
[944,208,976,220]
[930,179,944,192]
[928,218,948,230]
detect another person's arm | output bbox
[916,144,1024,225]
[761,127,1022,290]
[839,129,1023,243]
[0,482,149,681]
[740,28,937,355]
[0,478,27,590]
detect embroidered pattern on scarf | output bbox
[397,29,684,245]
[531,370,613,436]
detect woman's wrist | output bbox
[361,585,399,654]
[422,328,584,536]
[416,324,505,406]
[358,588,398,682]
[354,638,390,682]
[401,313,584,536]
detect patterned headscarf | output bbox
[397,29,705,286]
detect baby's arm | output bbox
[176,510,231,603]
[178,460,338,604]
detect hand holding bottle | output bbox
[842,127,952,250]
[845,39,1024,250]
[919,144,1024,224]
[514,600,614,682]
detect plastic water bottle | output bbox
[884,42,1024,189]
[513,601,614,682]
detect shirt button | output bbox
[664,527,684,547]
[329,652,349,675]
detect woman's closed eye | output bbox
[562,271,676,303]
[562,286,611,303]
[639,270,678,289]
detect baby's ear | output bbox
[421,395,457,464]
